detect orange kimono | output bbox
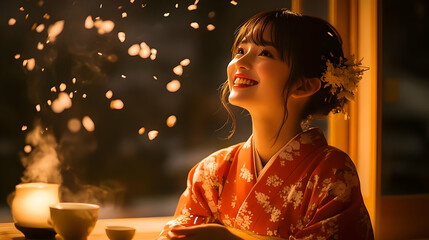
[160,128,374,239]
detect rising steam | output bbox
[20,124,62,184]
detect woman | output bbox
[160,9,374,240]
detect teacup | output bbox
[105,226,136,240]
[49,202,99,240]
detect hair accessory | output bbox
[321,55,368,113]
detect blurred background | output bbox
[0,0,297,221]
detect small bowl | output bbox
[105,226,136,240]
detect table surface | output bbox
[0,216,172,240]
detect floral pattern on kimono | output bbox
[160,128,374,240]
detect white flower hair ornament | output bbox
[321,55,368,113]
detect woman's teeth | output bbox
[234,78,257,86]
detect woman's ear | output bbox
[290,77,321,99]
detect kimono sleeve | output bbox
[159,147,235,238]
[291,148,374,240]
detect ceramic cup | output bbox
[49,202,99,240]
[105,226,136,240]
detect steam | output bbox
[21,124,62,184]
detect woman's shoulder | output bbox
[314,145,358,176]
[202,142,244,163]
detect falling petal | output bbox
[37,42,44,50]
[19,7,24,11]
[59,83,66,91]
[128,44,140,56]
[230,0,238,5]
[15,54,21,59]
[105,90,113,99]
[166,115,177,127]
[121,74,126,78]
[51,86,57,92]
[164,13,170,17]
[97,20,114,34]
[85,16,94,29]
[207,24,215,31]
[122,12,127,18]
[130,0,135,3]
[69,92,74,98]
[180,59,190,66]
[82,94,87,98]
[139,42,150,58]
[188,4,197,11]
[68,118,81,133]
[173,65,183,76]
[47,100,52,106]
[82,116,95,132]
[26,58,35,71]
[110,99,124,109]
[97,52,103,56]
[138,127,145,135]
[36,104,41,112]
[118,32,126,42]
[72,78,76,84]
[8,18,16,26]
[36,24,45,32]
[175,3,179,8]
[51,92,72,113]
[150,48,157,60]
[48,20,65,42]
[21,125,28,131]
[148,130,158,140]
[43,13,50,20]
[166,80,181,92]
[24,145,32,153]
[153,75,158,80]
[190,22,199,29]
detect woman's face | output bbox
[227,26,291,115]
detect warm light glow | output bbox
[105,90,113,99]
[51,92,72,113]
[122,12,128,18]
[36,24,45,32]
[164,13,170,17]
[24,145,32,153]
[166,80,181,92]
[85,16,94,29]
[148,130,158,140]
[14,54,21,59]
[118,32,126,42]
[37,42,44,50]
[230,0,238,5]
[21,125,28,131]
[166,115,177,127]
[11,183,59,228]
[128,44,140,56]
[26,58,35,71]
[190,22,199,29]
[47,20,65,42]
[188,4,197,11]
[121,74,126,79]
[173,65,183,76]
[150,48,157,60]
[138,127,145,135]
[68,118,81,133]
[139,42,150,59]
[82,116,95,132]
[110,99,124,109]
[35,104,41,112]
[8,18,16,26]
[72,77,77,84]
[59,83,66,91]
[208,11,215,18]
[207,24,215,31]
[51,86,57,92]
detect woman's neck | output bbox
[251,113,302,165]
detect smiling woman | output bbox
[160,9,373,240]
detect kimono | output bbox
[160,128,374,239]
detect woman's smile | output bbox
[233,74,259,88]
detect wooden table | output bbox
[0,216,172,240]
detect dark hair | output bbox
[221,9,345,138]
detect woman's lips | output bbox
[233,74,258,88]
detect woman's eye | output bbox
[236,48,245,55]
[259,50,272,57]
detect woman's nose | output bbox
[235,54,252,70]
